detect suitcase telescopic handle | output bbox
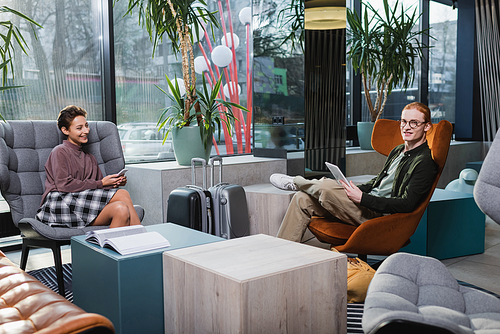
[191,158,207,189]
[209,156,223,187]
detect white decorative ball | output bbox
[239,7,251,25]
[190,23,205,43]
[221,33,240,49]
[191,2,206,10]
[211,45,233,68]
[223,82,241,98]
[194,56,210,74]
[168,78,186,97]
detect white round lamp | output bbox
[223,82,241,98]
[211,45,232,68]
[194,56,210,74]
[221,33,240,49]
[239,7,251,25]
[168,78,186,97]
[190,23,205,43]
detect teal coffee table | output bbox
[400,188,485,259]
[71,223,223,334]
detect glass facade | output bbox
[252,0,305,152]
[0,0,459,157]
[358,0,421,122]
[1,0,104,121]
[113,0,253,162]
[429,1,457,124]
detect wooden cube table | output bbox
[163,234,347,334]
[243,183,295,236]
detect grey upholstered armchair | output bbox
[362,253,500,334]
[0,120,144,296]
[474,127,500,225]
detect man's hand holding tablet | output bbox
[325,162,352,188]
[325,162,364,203]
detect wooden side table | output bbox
[163,234,347,334]
[243,183,295,236]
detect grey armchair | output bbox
[362,253,500,334]
[0,120,144,296]
[474,127,500,225]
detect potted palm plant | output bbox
[347,0,431,149]
[1,6,42,121]
[157,74,247,165]
[120,0,246,164]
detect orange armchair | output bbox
[308,119,453,258]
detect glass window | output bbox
[359,0,421,122]
[429,1,457,123]
[252,0,305,152]
[113,0,253,163]
[1,0,104,121]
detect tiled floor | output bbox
[4,217,500,296]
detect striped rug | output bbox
[27,263,73,302]
[27,264,500,334]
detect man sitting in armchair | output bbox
[270,102,438,242]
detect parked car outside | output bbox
[118,122,174,162]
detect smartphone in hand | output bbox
[117,168,128,177]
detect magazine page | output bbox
[85,225,147,247]
[103,231,171,256]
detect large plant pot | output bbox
[357,122,375,150]
[172,126,213,166]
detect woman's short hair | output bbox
[57,105,87,131]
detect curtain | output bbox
[304,29,346,173]
[476,0,500,144]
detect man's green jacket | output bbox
[358,141,438,214]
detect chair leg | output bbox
[20,237,69,297]
[20,241,30,271]
[50,244,65,297]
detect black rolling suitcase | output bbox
[208,157,250,239]
[166,158,212,233]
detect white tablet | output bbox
[325,162,352,188]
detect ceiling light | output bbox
[305,6,346,30]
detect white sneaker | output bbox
[270,173,299,191]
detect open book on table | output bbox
[85,225,170,256]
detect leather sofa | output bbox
[0,251,114,334]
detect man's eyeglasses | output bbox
[399,119,427,129]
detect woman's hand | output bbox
[340,180,363,204]
[102,175,126,188]
[118,175,127,187]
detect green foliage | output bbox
[346,0,432,121]
[0,6,42,121]
[157,75,248,150]
[118,0,219,56]
[277,0,304,53]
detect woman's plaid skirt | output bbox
[36,188,118,228]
